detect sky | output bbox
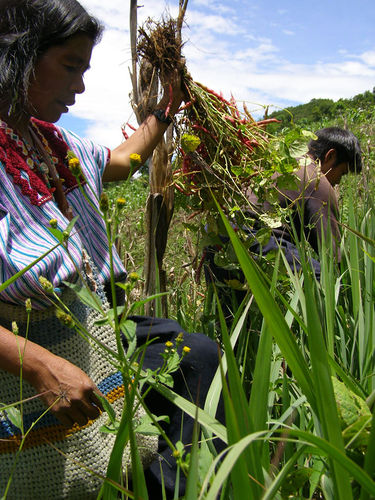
[57,0,375,149]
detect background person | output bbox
[204,127,362,318]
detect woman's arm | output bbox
[0,325,103,427]
[103,71,184,182]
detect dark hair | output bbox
[0,0,103,115]
[308,127,362,174]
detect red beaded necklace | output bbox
[0,118,83,214]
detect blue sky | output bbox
[58,0,375,148]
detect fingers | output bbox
[32,354,107,428]
[52,397,102,428]
[44,386,104,428]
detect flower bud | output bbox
[56,309,75,328]
[128,272,139,283]
[175,332,184,346]
[38,276,54,294]
[25,299,32,313]
[99,192,109,213]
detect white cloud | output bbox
[68,1,375,148]
[358,50,375,67]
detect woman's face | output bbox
[27,34,94,123]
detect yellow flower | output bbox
[128,272,139,282]
[165,341,173,348]
[25,298,32,313]
[181,134,201,153]
[129,153,142,170]
[182,346,191,354]
[49,218,58,228]
[12,321,18,335]
[68,156,82,176]
[116,197,126,209]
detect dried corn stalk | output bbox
[129,1,188,316]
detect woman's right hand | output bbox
[29,353,104,427]
[0,325,103,428]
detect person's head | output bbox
[308,127,362,185]
[0,0,103,121]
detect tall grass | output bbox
[101,158,375,498]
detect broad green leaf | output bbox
[134,414,169,436]
[332,377,371,428]
[62,280,103,312]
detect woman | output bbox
[0,1,221,498]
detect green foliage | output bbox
[268,88,375,133]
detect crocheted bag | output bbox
[0,287,158,499]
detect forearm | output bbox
[104,113,171,182]
[0,324,53,386]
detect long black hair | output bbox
[0,0,103,116]
[308,127,362,173]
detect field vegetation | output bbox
[1,43,375,497]
[102,91,375,498]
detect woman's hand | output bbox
[29,353,104,427]
[158,67,185,114]
[103,63,187,182]
[0,326,103,428]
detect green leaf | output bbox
[62,280,103,312]
[276,173,299,191]
[0,242,60,292]
[254,227,272,245]
[5,407,22,431]
[134,414,169,436]
[65,215,80,235]
[99,424,118,434]
[280,467,313,498]
[120,319,137,357]
[96,394,117,427]
[332,377,371,428]
[166,350,182,373]
[125,292,169,316]
[158,373,174,387]
[184,414,200,500]
[46,226,65,243]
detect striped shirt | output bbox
[0,125,126,309]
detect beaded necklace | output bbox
[0,118,82,217]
